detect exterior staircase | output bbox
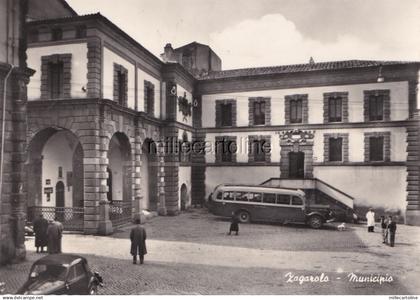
[260,178,355,222]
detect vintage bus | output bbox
[207,185,334,229]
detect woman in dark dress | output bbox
[228,212,239,235]
[33,214,48,253]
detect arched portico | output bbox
[26,127,84,230]
[107,132,133,227]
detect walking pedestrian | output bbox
[47,219,62,254]
[130,218,147,264]
[387,215,397,247]
[380,215,388,244]
[33,214,49,253]
[228,211,239,235]
[365,208,375,232]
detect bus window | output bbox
[277,195,290,205]
[216,192,223,200]
[235,192,249,202]
[263,193,276,204]
[223,191,235,201]
[292,196,303,205]
[248,192,262,203]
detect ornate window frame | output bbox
[364,131,391,162]
[40,53,72,99]
[248,97,271,126]
[285,94,308,124]
[323,133,349,163]
[323,92,349,123]
[363,90,390,122]
[248,135,271,163]
[215,99,236,127]
[113,63,128,107]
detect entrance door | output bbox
[289,152,304,178]
[55,181,65,221]
[180,184,188,211]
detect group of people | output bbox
[33,214,64,254]
[365,208,397,247]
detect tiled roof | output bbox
[198,60,420,80]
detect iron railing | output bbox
[27,206,84,231]
[109,201,132,227]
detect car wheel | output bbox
[238,211,250,223]
[308,215,323,229]
[88,285,98,295]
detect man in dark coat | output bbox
[47,220,62,254]
[33,214,48,253]
[130,219,147,264]
[228,211,239,235]
[387,215,397,247]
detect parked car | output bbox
[17,254,103,295]
[207,184,335,229]
[25,225,34,236]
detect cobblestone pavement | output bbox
[1,208,420,295]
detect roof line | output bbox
[59,0,78,16]
[27,13,163,66]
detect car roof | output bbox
[214,184,305,196]
[34,254,87,266]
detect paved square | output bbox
[1,209,419,294]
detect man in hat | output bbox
[33,214,48,253]
[130,219,147,264]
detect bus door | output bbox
[289,196,306,222]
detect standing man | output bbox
[33,214,48,253]
[47,220,62,254]
[365,208,375,232]
[130,219,147,264]
[387,215,397,247]
[380,216,388,244]
[53,217,64,253]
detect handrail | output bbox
[260,177,354,209]
[314,178,354,200]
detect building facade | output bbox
[15,4,420,247]
[0,0,78,264]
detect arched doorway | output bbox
[289,152,305,178]
[107,132,132,227]
[27,127,84,230]
[55,181,65,221]
[180,184,188,211]
[141,139,158,211]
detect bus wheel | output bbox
[308,215,323,229]
[238,211,250,223]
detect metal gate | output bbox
[109,201,132,227]
[27,206,84,231]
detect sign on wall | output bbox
[44,187,53,194]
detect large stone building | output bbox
[0,0,77,264]
[2,1,420,264]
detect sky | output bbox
[66,0,420,70]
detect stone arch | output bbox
[26,127,84,220]
[107,132,132,203]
